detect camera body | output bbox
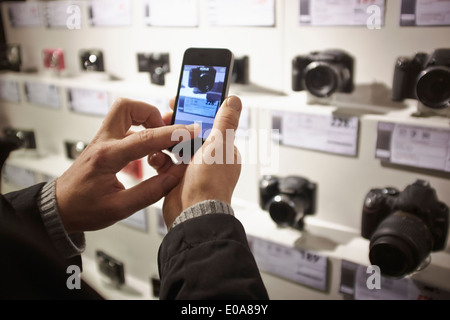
[137,53,170,85]
[79,49,104,72]
[292,49,355,98]
[188,66,217,93]
[259,175,316,229]
[361,180,449,278]
[0,44,21,72]
[392,48,450,110]
[43,48,65,71]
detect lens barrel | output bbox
[268,195,305,228]
[369,211,433,277]
[416,66,450,109]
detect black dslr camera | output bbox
[292,49,355,98]
[392,48,450,110]
[361,180,449,278]
[259,175,317,230]
[137,53,170,86]
[188,66,216,93]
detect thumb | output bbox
[211,96,242,134]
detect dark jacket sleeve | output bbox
[0,184,102,299]
[158,213,269,300]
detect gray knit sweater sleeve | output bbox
[38,180,233,255]
[169,199,234,230]
[38,180,85,259]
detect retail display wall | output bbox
[1,0,450,300]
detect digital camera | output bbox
[392,49,450,110]
[79,49,104,72]
[188,66,216,93]
[361,180,449,278]
[259,175,316,229]
[0,44,21,72]
[292,49,355,98]
[137,53,170,85]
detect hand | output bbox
[150,96,242,228]
[56,98,197,233]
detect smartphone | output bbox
[170,48,234,154]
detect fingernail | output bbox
[162,175,178,191]
[226,96,242,112]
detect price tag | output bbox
[400,0,450,26]
[276,111,359,156]
[3,165,36,188]
[208,0,275,27]
[121,209,148,232]
[88,0,132,26]
[8,2,43,27]
[68,88,110,116]
[340,260,450,300]
[0,79,20,102]
[144,0,199,27]
[299,0,385,26]
[25,82,61,109]
[375,122,450,173]
[45,1,82,28]
[248,235,328,291]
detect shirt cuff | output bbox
[169,200,234,230]
[38,179,85,259]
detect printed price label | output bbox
[248,235,328,291]
[0,79,20,102]
[8,2,43,27]
[88,0,132,26]
[375,122,450,173]
[208,0,275,26]
[121,209,148,232]
[144,0,199,27]
[400,0,450,26]
[274,111,359,156]
[68,88,109,116]
[25,82,61,109]
[299,0,385,26]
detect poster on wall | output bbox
[299,0,385,27]
[144,0,198,27]
[400,0,450,26]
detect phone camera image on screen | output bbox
[173,64,227,139]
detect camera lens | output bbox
[304,62,341,98]
[268,195,305,228]
[369,211,433,277]
[196,72,215,93]
[416,66,450,109]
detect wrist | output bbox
[38,179,85,258]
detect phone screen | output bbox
[172,64,228,139]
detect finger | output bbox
[162,111,173,126]
[207,96,242,141]
[169,96,176,110]
[117,173,180,216]
[99,98,165,139]
[148,151,173,172]
[111,123,198,168]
